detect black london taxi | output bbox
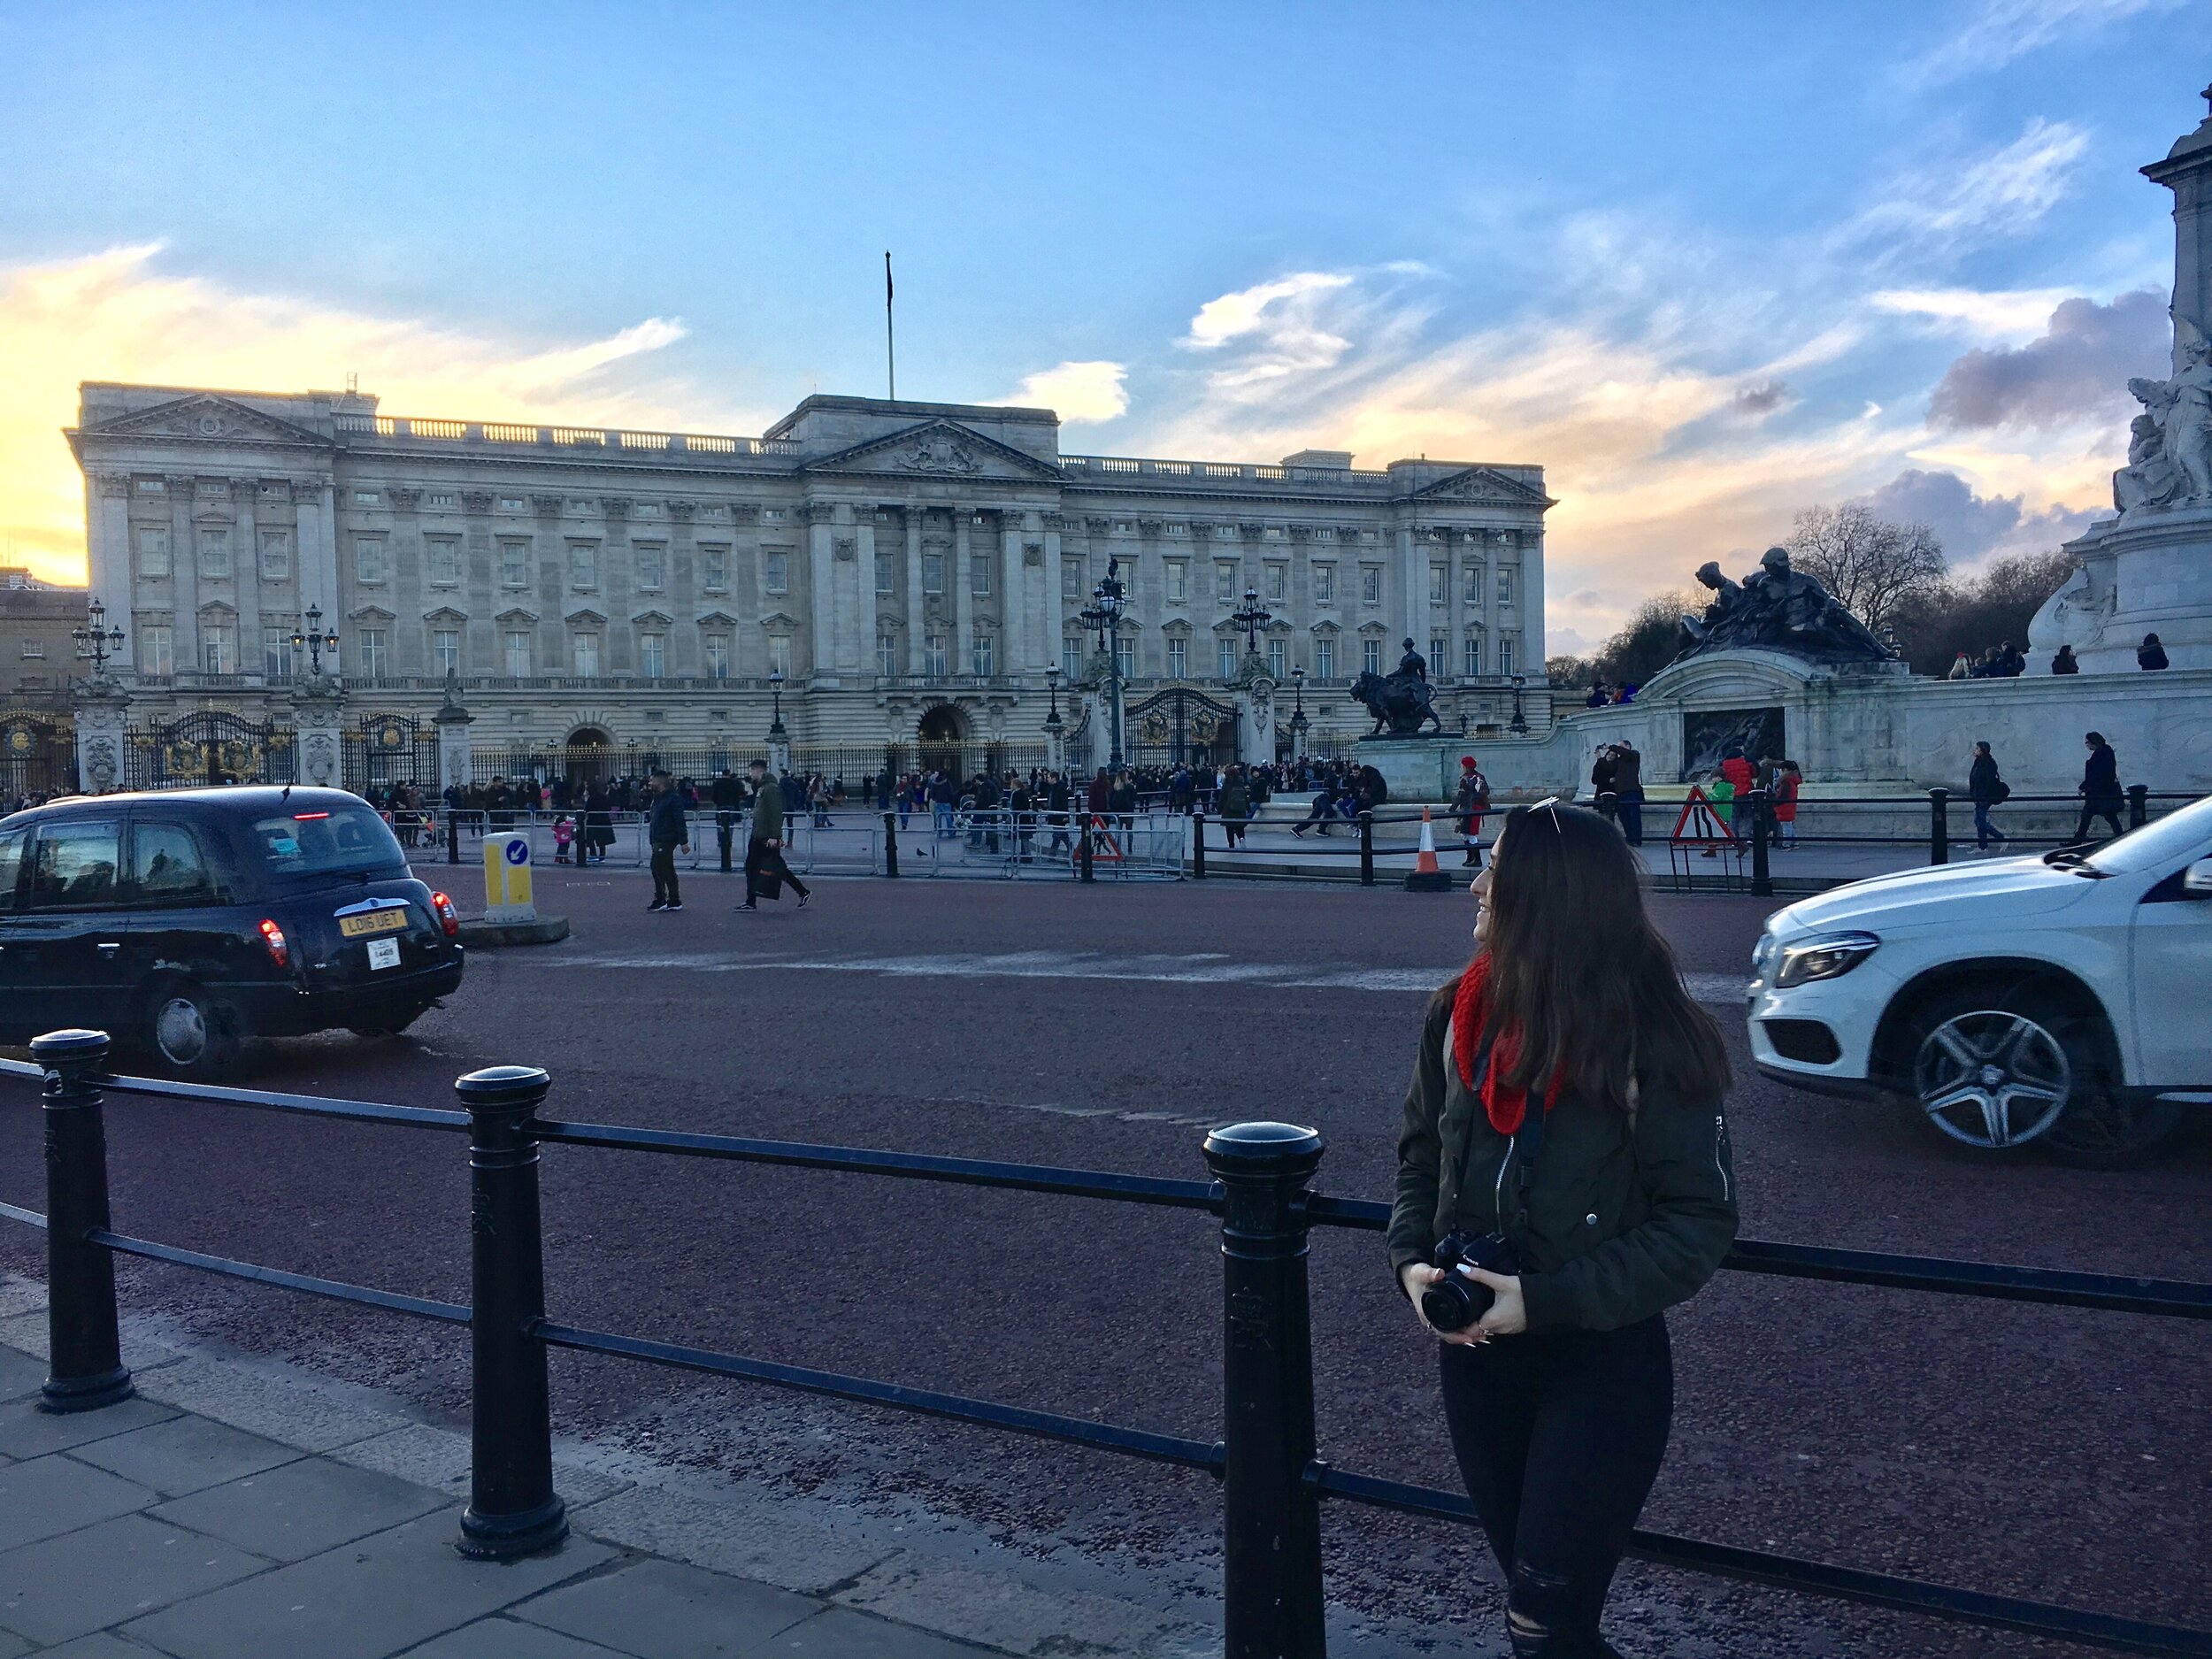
[0,786,465,1075]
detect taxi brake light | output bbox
[430,892,461,937]
[257,918,289,968]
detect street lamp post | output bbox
[1289,665,1309,756]
[1231,587,1271,669]
[73,597,125,676]
[768,668,787,739]
[1078,557,1127,769]
[1042,664,1064,772]
[1509,672,1529,736]
[290,603,340,677]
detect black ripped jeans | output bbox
[1440,1315,1672,1658]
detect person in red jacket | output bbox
[1773,760,1801,849]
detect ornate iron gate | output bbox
[343,713,440,793]
[127,711,296,788]
[1128,687,1240,770]
[0,712,74,802]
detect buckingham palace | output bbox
[65,381,1552,791]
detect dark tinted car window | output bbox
[28,820,122,910]
[247,803,404,878]
[132,822,219,904]
[0,827,24,912]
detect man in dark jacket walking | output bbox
[710,768,747,871]
[1611,741,1646,846]
[2073,732,2124,846]
[1968,741,2008,852]
[644,772,690,911]
[738,757,810,910]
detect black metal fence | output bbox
[4,1033,2208,1656]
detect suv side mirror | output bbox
[2184,858,2212,897]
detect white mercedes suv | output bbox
[1747,794,2212,1164]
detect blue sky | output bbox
[0,1,2199,651]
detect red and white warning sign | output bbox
[1670,785,1739,848]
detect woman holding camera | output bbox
[1390,800,1737,1658]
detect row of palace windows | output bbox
[133,526,291,583]
[1048,632,1517,684]
[1055,557,1516,609]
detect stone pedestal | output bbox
[2033,503,2212,672]
[289,673,346,789]
[1352,735,1466,803]
[1236,672,1278,764]
[72,678,131,795]
[434,683,474,796]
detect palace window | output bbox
[1166,522,1187,537]
[201,620,237,673]
[1116,637,1134,681]
[1500,636,1517,675]
[200,529,233,579]
[635,543,664,590]
[1062,557,1083,602]
[428,539,459,587]
[498,496,525,513]
[1215,562,1237,603]
[1360,565,1381,606]
[258,530,291,582]
[138,624,173,677]
[1464,564,1484,605]
[701,545,729,590]
[135,526,171,580]
[1430,565,1447,607]
[763,550,789,595]
[1156,559,1181,604]
[571,544,598,589]
[263,625,292,678]
[354,491,379,506]
[971,555,991,597]
[925,634,947,677]
[875,549,895,595]
[1498,569,1514,605]
[1268,639,1286,680]
[639,632,666,679]
[434,628,461,676]
[972,634,994,676]
[761,507,787,523]
[704,633,732,680]
[1431,636,1447,673]
[923,552,944,595]
[1463,636,1481,678]
[1264,562,1287,602]
[1313,563,1334,603]
[1315,526,1336,541]
[1167,636,1187,679]
[1363,639,1381,676]
[1062,636,1083,680]
[571,632,600,677]
[1218,639,1238,679]
[428,492,457,509]
[767,634,791,676]
[501,542,529,587]
[358,628,389,677]
[136,478,164,494]
[1315,638,1335,680]
[504,629,532,677]
[876,634,897,677]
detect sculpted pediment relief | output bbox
[1409,466,1554,508]
[803,419,1063,483]
[83,394,331,449]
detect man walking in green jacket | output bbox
[738,757,810,911]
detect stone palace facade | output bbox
[68,383,1552,786]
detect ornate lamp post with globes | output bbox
[1078,557,1128,770]
[1289,665,1310,757]
[73,598,125,679]
[290,604,340,678]
[1042,664,1064,772]
[1509,672,1529,736]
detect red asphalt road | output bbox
[2,865,2206,1657]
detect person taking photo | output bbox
[1390,799,1738,1659]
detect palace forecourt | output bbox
[66,386,1554,791]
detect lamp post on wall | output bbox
[1231,587,1272,669]
[1042,664,1064,770]
[768,668,787,740]
[1079,557,1127,769]
[73,597,125,677]
[1289,666,1310,757]
[290,603,340,678]
[1509,672,1529,736]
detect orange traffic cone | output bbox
[1405,805,1451,891]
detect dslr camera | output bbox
[1419,1231,1521,1332]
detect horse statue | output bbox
[1350,668,1443,738]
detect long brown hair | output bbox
[1478,800,1730,1110]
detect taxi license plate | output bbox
[339,910,408,939]
[367,938,402,972]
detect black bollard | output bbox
[1192,811,1207,879]
[447,810,461,865]
[34,1029,133,1414]
[1749,787,1772,898]
[2127,783,2148,830]
[1079,816,1095,883]
[883,810,900,878]
[1929,787,1949,866]
[455,1065,566,1559]
[718,817,734,873]
[1202,1122,1328,1659]
[1358,810,1374,887]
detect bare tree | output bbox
[1786,503,1947,635]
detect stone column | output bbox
[434,680,474,796]
[2144,88,2212,356]
[1394,518,1419,657]
[73,677,132,795]
[952,507,972,677]
[233,478,261,679]
[168,476,199,671]
[295,475,338,641]
[905,505,926,674]
[805,502,838,683]
[1522,526,1546,683]
[1001,510,1027,675]
[1042,512,1065,676]
[1483,530,1502,676]
[290,672,346,788]
[87,473,132,632]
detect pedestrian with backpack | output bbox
[1969,741,2009,854]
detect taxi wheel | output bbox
[143,979,243,1079]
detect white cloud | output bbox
[1182,272,1352,350]
[1899,0,2172,88]
[1003,359,1128,424]
[1871,285,2085,341]
[1847,119,2087,254]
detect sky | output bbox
[0,0,2200,656]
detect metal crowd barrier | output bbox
[4,1033,2208,1656]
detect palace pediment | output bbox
[79,393,332,449]
[801,419,1064,483]
[1408,466,1554,508]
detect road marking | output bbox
[530,948,1747,1005]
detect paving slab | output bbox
[0,1348,44,1403]
[0,1454,156,1553]
[334,1420,633,1508]
[149,1454,448,1562]
[0,1512,267,1647]
[397,1618,634,1658]
[0,1625,25,1657]
[19,1634,169,1658]
[132,1355,413,1453]
[836,1556,1215,1658]
[70,1412,300,1497]
[121,1510,615,1659]
[756,1605,1001,1656]
[513,1556,822,1655]
[570,1485,893,1600]
[0,1394,178,1461]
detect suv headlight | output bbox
[1773,931,1880,988]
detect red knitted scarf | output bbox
[1452,952,1560,1135]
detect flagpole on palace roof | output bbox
[885,251,895,402]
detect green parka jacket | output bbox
[1387,978,1739,1333]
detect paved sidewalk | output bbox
[0,1345,1016,1658]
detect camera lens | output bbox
[1421,1279,1476,1331]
